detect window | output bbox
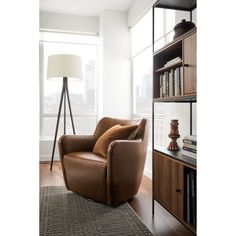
[153,7,197,51]
[131,8,193,147]
[131,9,153,146]
[39,32,99,139]
[132,46,152,115]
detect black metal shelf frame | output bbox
[151,0,197,218]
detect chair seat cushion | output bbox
[63,152,107,203]
[65,151,107,164]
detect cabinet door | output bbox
[183,32,196,94]
[153,152,184,220]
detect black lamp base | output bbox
[50,77,76,171]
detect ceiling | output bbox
[40,0,137,17]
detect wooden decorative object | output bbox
[167,119,180,151]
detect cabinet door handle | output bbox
[184,64,189,67]
[176,189,181,193]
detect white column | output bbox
[99,10,132,119]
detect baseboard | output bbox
[40,154,60,162]
[143,167,152,180]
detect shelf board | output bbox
[155,60,183,73]
[182,221,196,233]
[154,0,196,11]
[153,94,196,102]
[154,145,196,169]
[153,28,196,56]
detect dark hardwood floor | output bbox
[40,161,195,236]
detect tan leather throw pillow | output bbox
[93,124,138,157]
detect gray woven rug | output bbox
[40,186,152,236]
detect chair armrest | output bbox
[58,135,96,159]
[106,139,148,205]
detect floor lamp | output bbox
[47,54,83,171]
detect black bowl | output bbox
[173,19,195,40]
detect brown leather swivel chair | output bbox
[58,117,148,206]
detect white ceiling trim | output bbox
[40,0,137,17]
[128,0,156,28]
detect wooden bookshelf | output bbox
[153,30,196,100]
[152,1,197,234]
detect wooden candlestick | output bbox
[167,119,180,151]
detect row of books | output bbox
[182,135,197,158]
[159,66,183,98]
[185,168,196,226]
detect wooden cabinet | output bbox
[153,152,184,220]
[153,149,196,232]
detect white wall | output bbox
[129,0,197,28]
[40,12,99,34]
[40,139,59,161]
[175,8,197,25]
[99,10,132,119]
[128,0,156,27]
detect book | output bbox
[183,143,196,150]
[166,71,169,97]
[182,149,197,158]
[177,67,181,95]
[183,139,197,146]
[164,57,181,67]
[180,66,184,95]
[184,135,197,142]
[169,69,174,97]
[159,74,163,98]
[174,67,181,96]
[162,73,166,97]
[183,135,197,146]
[183,146,197,154]
[174,69,178,96]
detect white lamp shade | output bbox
[47,54,83,81]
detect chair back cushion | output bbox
[93,124,138,157]
[93,117,137,139]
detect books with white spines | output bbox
[159,74,163,98]
[182,149,197,158]
[174,69,177,96]
[162,73,165,97]
[180,66,184,95]
[184,135,197,142]
[183,142,196,150]
[174,68,180,96]
[163,73,166,97]
[177,67,181,95]
[165,71,169,97]
[183,139,196,146]
[169,69,174,97]
[164,57,182,67]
